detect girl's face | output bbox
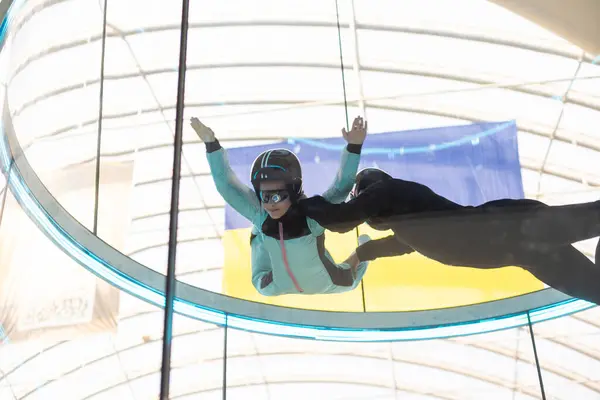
[259,181,292,219]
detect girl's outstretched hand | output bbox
[343,251,361,280]
[342,115,367,145]
[190,117,216,142]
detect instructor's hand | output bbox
[342,115,367,145]
[190,117,216,142]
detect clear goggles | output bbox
[260,189,289,204]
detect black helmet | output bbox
[351,167,392,198]
[250,149,303,201]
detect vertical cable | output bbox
[511,327,522,400]
[159,0,190,398]
[360,271,366,311]
[335,0,365,312]
[0,162,12,345]
[222,315,228,400]
[527,312,547,400]
[0,157,13,242]
[334,0,349,131]
[92,0,109,235]
[356,229,366,312]
[348,0,366,118]
[0,165,11,229]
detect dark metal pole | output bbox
[159,0,191,398]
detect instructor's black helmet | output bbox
[351,167,392,198]
[250,149,303,201]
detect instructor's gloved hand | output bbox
[190,117,216,142]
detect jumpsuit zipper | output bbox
[278,222,303,293]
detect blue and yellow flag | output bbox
[222,121,544,312]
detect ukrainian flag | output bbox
[222,121,544,312]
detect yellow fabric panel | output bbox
[222,226,545,312]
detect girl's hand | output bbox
[190,117,216,142]
[343,251,361,279]
[342,116,367,145]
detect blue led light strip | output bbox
[0,0,594,342]
[288,121,512,155]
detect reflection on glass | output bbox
[0,186,126,398]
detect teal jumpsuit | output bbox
[206,143,368,296]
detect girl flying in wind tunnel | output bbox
[190,116,368,296]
